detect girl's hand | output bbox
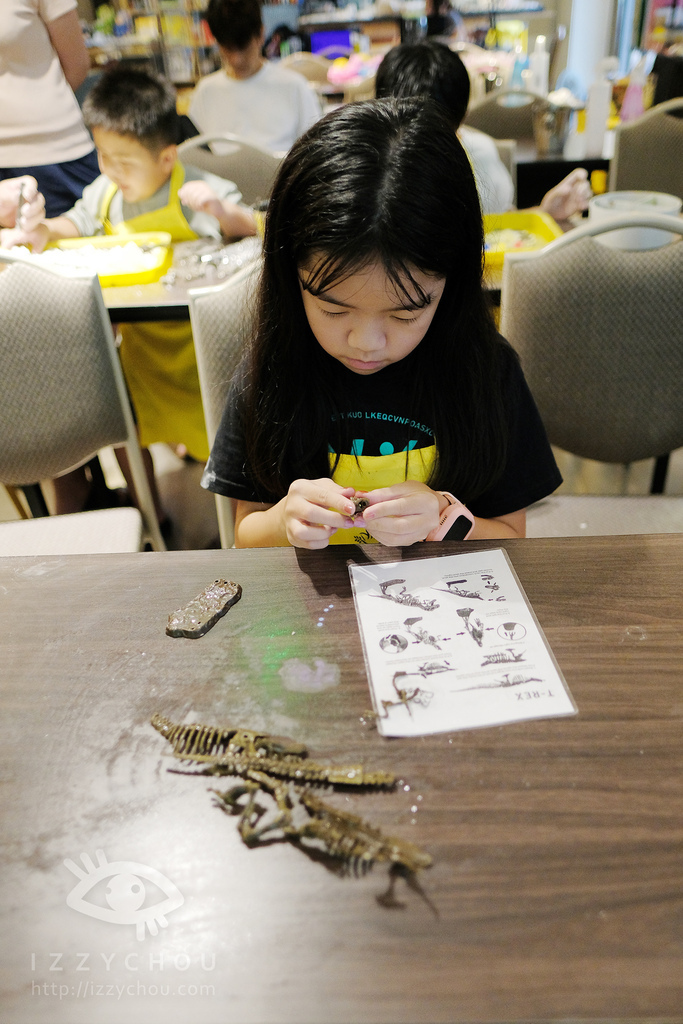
[281,479,357,549]
[357,481,443,546]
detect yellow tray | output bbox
[483,211,562,271]
[46,232,173,287]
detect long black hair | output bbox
[243,96,513,501]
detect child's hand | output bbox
[177,182,256,239]
[0,175,44,230]
[177,180,221,217]
[539,168,592,228]
[356,481,442,546]
[0,221,50,253]
[281,479,356,549]
[18,182,46,232]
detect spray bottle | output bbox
[563,108,587,159]
[529,34,550,96]
[584,56,618,158]
[619,55,646,122]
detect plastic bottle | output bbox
[563,108,587,159]
[510,43,529,90]
[529,35,549,97]
[619,56,646,122]
[584,57,618,158]
[590,168,608,195]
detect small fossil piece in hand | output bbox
[166,579,242,638]
[352,496,369,517]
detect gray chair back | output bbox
[500,213,683,536]
[189,260,261,546]
[501,214,683,466]
[609,98,683,199]
[178,134,284,205]
[500,213,683,494]
[463,89,542,139]
[0,256,165,550]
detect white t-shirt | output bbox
[459,125,515,215]
[189,60,322,154]
[0,0,94,167]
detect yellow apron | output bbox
[102,162,209,461]
[328,445,436,544]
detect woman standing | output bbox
[0,0,100,217]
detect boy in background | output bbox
[10,65,257,530]
[189,0,322,154]
[375,41,591,228]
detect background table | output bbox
[514,139,610,209]
[2,535,683,1023]
[103,236,262,323]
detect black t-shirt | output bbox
[202,345,562,520]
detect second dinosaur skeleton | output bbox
[151,713,431,876]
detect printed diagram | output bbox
[497,673,541,688]
[481,573,500,595]
[350,549,576,737]
[414,660,452,677]
[379,633,409,654]
[379,671,434,719]
[455,606,485,646]
[481,647,525,666]
[438,579,484,600]
[497,621,527,642]
[434,572,506,603]
[459,672,543,692]
[375,578,439,612]
[404,616,450,650]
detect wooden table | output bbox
[2,535,683,1023]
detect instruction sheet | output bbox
[349,548,576,737]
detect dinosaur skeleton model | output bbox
[151,714,431,877]
[212,786,432,876]
[151,714,395,786]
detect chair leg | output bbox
[5,486,30,519]
[651,454,670,495]
[120,442,167,551]
[21,484,50,518]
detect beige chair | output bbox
[342,74,377,104]
[609,97,683,200]
[463,88,543,140]
[189,260,261,547]
[499,212,683,537]
[178,133,283,206]
[280,51,332,84]
[0,255,165,553]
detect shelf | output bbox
[112,0,207,82]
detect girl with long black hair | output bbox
[202,97,561,547]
